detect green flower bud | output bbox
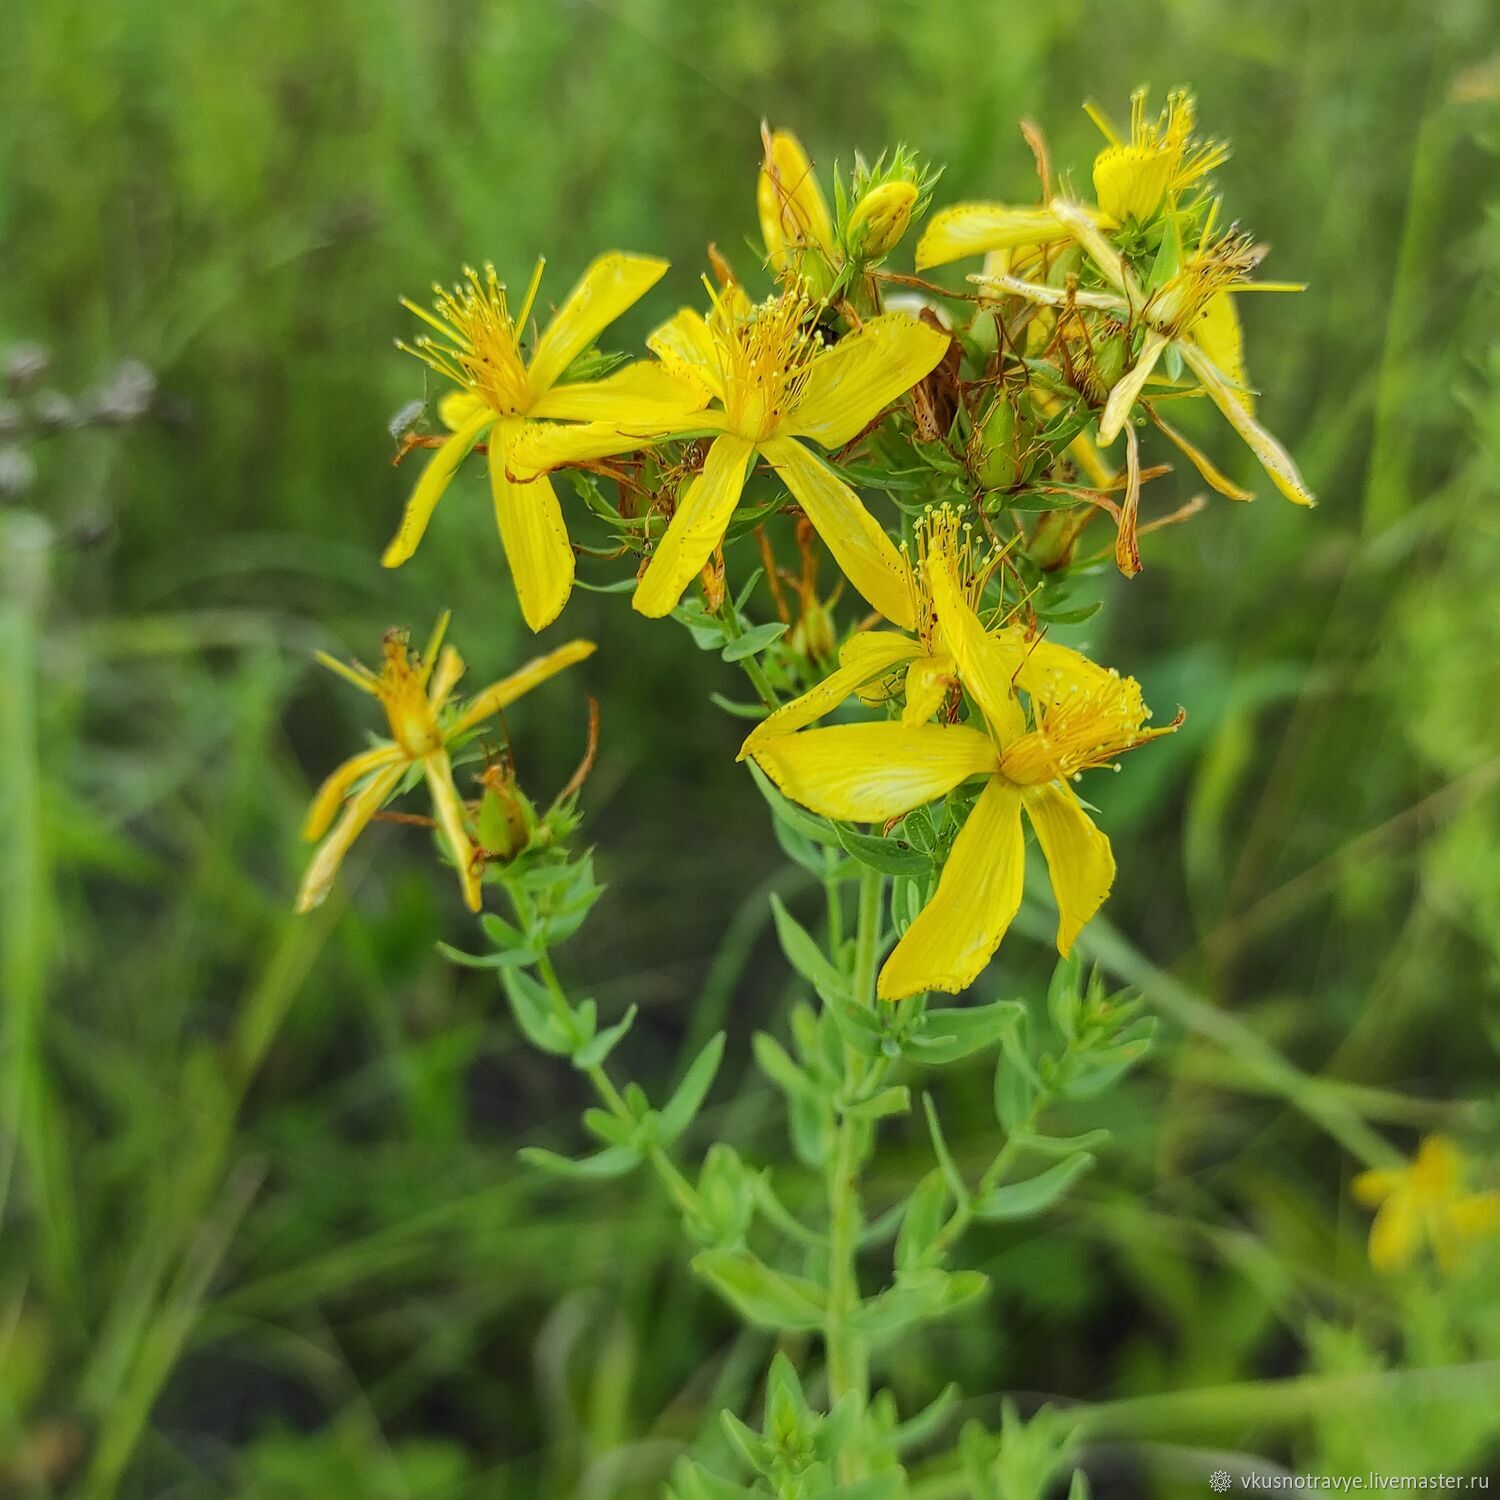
[974,392,1028,491]
[847,180,918,261]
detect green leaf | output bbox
[842,1085,910,1122]
[1006,1128,1111,1158]
[770,894,849,1001]
[722,621,788,661]
[709,691,768,720]
[853,1267,987,1336]
[581,1107,632,1148]
[825,997,888,1060]
[690,1249,825,1330]
[994,1052,1038,1131]
[501,969,573,1056]
[833,822,930,876]
[972,1153,1095,1221]
[910,998,1026,1065]
[519,1144,641,1180]
[922,1095,970,1211]
[657,1032,726,1144]
[752,1032,821,1101]
[572,1004,637,1070]
[895,1169,950,1274]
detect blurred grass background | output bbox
[3,0,1500,1495]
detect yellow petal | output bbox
[381,406,494,568]
[900,653,956,727]
[1368,1195,1420,1273]
[1410,1134,1463,1196]
[750,721,998,824]
[1191,291,1254,415]
[489,425,574,632]
[528,359,708,422]
[1179,341,1314,506]
[1093,145,1174,224]
[928,540,1025,742]
[1098,327,1169,446]
[1023,782,1116,956]
[425,643,466,712]
[758,128,836,266]
[439,390,487,431]
[1351,1168,1401,1207]
[450,639,597,737]
[878,777,1025,999]
[526,252,670,393]
[507,410,721,481]
[738,633,921,760]
[1150,408,1255,501]
[295,762,406,913]
[423,750,481,911]
[301,744,405,843]
[915,203,1063,271]
[788,314,950,449]
[633,435,754,618]
[647,307,727,402]
[760,437,914,630]
[1448,1191,1500,1243]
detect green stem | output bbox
[532,939,705,1220]
[824,868,883,1480]
[716,598,779,709]
[850,867,883,1016]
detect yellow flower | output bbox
[740,505,1083,758]
[915,90,1223,272]
[1352,1136,1500,1274]
[1085,88,1227,225]
[296,615,593,914]
[384,255,704,631]
[746,521,1179,998]
[509,285,950,625]
[984,201,1315,506]
[758,126,838,284]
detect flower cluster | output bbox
[301,93,1302,993]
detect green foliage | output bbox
[4,1,1500,1497]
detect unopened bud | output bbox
[847,180,918,261]
[475,771,534,863]
[974,393,1031,491]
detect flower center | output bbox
[999,664,1162,786]
[376,632,444,759]
[401,262,540,417]
[714,290,819,442]
[1090,89,1228,224]
[903,503,1003,654]
[1146,228,1263,336]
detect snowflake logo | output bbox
[1209,1472,1233,1494]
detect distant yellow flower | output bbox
[510,285,950,625]
[384,255,704,631]
[1085,88,1227,225]
[747,524,1179,998]
[758,126,838,284]
[296,615,593,914]
[1352,1136,1500,1274]
[984,202,1315,506]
